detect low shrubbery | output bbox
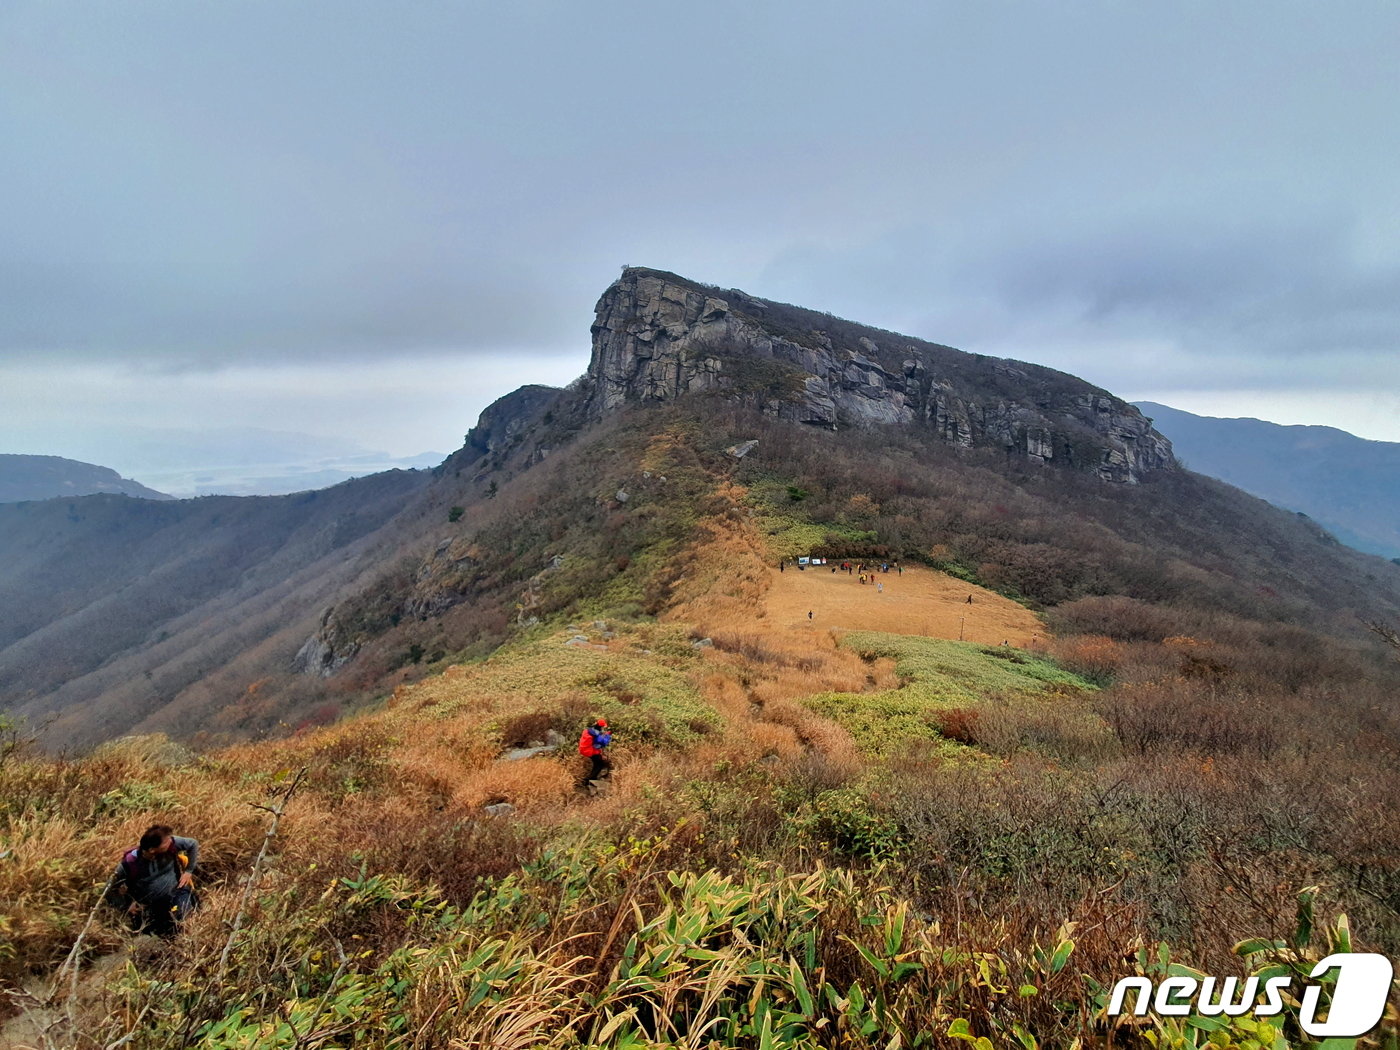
[8,806,1392,1048]
[5,409,1400,1047]
[801,633,1098,757]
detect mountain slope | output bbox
[1136,400,1400,558]
[5,269,1400,1047]
[0,471,434,746]
[4,269,1400,754]
[0,453,170,502]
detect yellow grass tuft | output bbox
[451,756,577,811]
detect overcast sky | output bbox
[3,1,1398,468]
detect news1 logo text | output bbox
[1107,953,1393,1038]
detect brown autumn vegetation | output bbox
[3,403,1400,1047]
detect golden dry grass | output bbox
[6,457,1400,1049]
[450,756,577,811]
[764,563,1045,646]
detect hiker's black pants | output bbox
[130,885,197,935]
[585,754,612,781]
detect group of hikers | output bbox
[107,720,616,937]
[781,558,906,602]
[780,558,904,577]
[844,560,900,577]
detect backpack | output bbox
[121,846,191,885]
[578,726,611,756]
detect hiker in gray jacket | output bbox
[108,824,199,935]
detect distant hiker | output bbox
[578,718,613,784]
[966,595,974,604]
[808,610,813,621]
[897,564,903,576]
[877,582,883,593]
[107,825,199,936]
[780,560,785,573]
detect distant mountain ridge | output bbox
[132,449,446,498]
[0,454,170,503]
[1134,401,1400,559]
[0,427,446,497]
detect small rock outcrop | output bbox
[292,608,358,677]
[581,268,1174,482]
[466,385,563,456]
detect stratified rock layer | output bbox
[583,268,1174,482]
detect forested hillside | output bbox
[1137,400,1400,559]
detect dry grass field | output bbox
[762,562,1045,646]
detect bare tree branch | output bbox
[217,767,306,979]
[1365,620,1400,654]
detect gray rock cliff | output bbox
[581,268,1174,483]
[466,384,563,455]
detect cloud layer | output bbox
[2,1,1397,451]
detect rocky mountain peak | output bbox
[582,267,1174,483]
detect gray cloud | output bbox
[1,0,1398,444]
[751,201,1400,402]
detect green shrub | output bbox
[790,787,907,859]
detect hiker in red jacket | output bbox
[578,718,613,785]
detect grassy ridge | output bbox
[4,411,1400,1048]
[804,633,1097,758]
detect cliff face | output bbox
[287,269,1178,692]
[584,268,1174,483]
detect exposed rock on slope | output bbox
[583,268,1174,482]
[287,386,570,691]
[466,385,563,455]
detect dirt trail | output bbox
[762,564,1044,647]
[1,948,131,1050]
